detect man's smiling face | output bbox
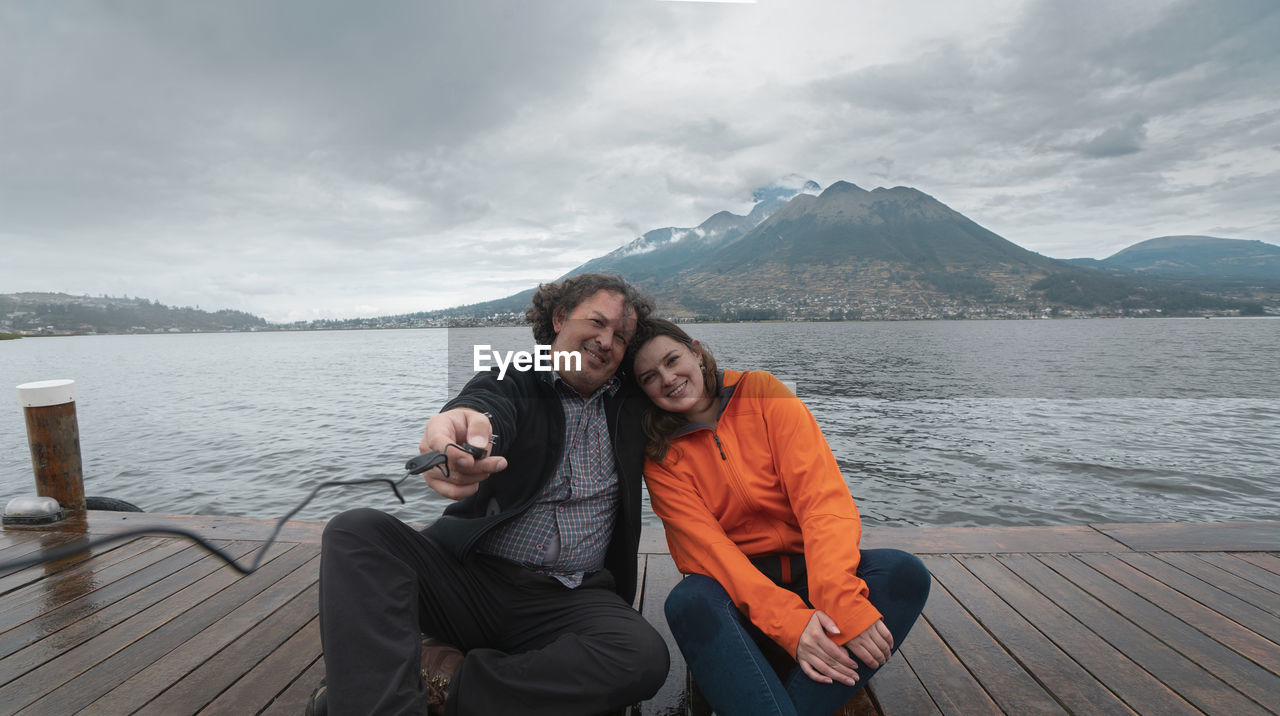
[549,289,635,396]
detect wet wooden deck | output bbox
[2,513,1277,715]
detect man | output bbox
[315,273,669,715]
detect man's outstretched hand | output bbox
[419,408,507,500]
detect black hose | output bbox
[0,444,467,576]
[0,473,411,575]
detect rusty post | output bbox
[17,380,86,513]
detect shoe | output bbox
[304,678,327,715]
[420,638,465,715]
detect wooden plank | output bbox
[640,524,1134,556]
[0,541,257,670]
[42,518,1276,557]
[895,616,1001,715]
[1001,554,1268,715]
[0,538,192,661]
[0,530,43,549]
[1039,553,1280,711]
[637,553,688,716]
[863,525,1128,555]
[1233,552,1280,577]
[865,652,940,716]
[1077,553,1280,677]
[1152,552,1280,616]
[1116,552,1280,644]
[640,526,668,555]
[0,526,75,541]
[0,536,171,620]
[633,554,647,611]
[75,510,329,544]
[0,535,149,598]
[1218,553,1280,592]
[624,561,647,716]
[917,577,1064,714]
[28,544,318,714]
[0,541,302,713]
[838,688,879,716]
[0,517,1272,716]
[0,535,44,562]
[202,615,323,715]
[921,556,1135,715]
[0,531,84,580]
[960,553,1200,714]
[1093,521,1280,552]
[131,581,320,715]
[256,651,325,716]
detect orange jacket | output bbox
[644,369,881,657]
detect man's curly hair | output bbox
[525,273,654,347]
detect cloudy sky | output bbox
[2,0,1277,322]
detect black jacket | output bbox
[422,368,649,604]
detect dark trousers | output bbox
[665,549,931,716]
[319,508,669,716]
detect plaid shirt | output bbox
[476,374,621,588]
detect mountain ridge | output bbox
[7,189,1277,334]
[398,181,1275,323]
[618,179,1067,318]
[0,292,270,335]
[1064,235,1280,285]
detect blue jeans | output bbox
[665,549,930,716]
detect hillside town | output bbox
[6,289,1268,338]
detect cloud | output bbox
[790,0,1280,254]
[1,0,1278,319]
[1074,115,1149,158]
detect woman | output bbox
[632,319,930,716]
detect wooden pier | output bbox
[2,513,1278,715]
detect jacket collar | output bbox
[669,369,743,438]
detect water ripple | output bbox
[3,322,1279,527]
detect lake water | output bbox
[2,319,1278,528]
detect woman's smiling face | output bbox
[634,335,706,415]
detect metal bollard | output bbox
[16,380,86,513]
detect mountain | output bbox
[427,179,823,318]
[412,182,1269,322]
[557,181,1069,318]
[569,178,821,281]
[1066,236,1280,282]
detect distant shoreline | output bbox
[5,313,1278,339]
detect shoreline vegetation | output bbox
[3,285,1275,337]
[3,313,1277,338]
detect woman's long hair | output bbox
[635,318,719,463]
